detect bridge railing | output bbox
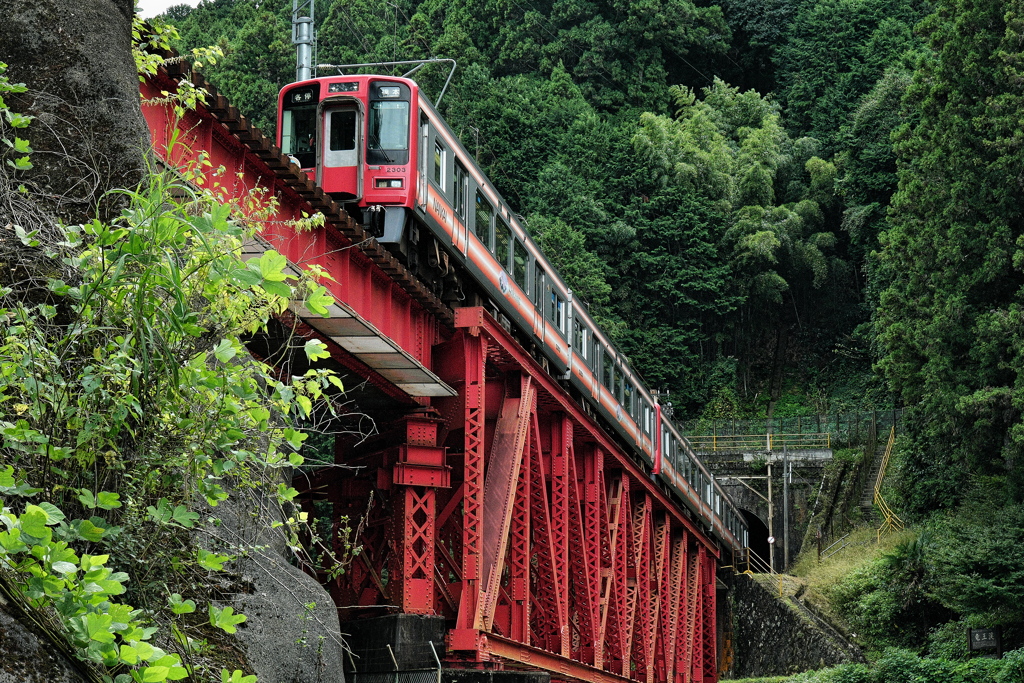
[687,432,831,452]
[681,408,903,449]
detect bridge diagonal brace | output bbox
[478,374,535,631]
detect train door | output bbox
[319,103,361,199]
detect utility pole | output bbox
[767,459,774,573]
[783,446,790,572]
[292,0,315,82]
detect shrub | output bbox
[994,648,1024,683]
[871,648,956,683]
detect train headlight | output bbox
[375,178,404,188]
[378,86,401,98]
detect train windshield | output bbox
[368,101,410,163]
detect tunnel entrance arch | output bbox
[741,509,770,568]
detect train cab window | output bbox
[433,141,446,189]
[475,191,493,251]
[602,351,612,391]
[281,84,320,169]
[454,163,468,217]
[495,217,510,270]
[513,240,528,290]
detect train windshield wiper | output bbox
[369,132,393,163]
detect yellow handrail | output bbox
[874,426,904,541]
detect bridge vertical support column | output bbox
[389,412,449,614]
[586,446,608,669]
[701,551,718,683]
[550,413,572,658]
[452,327,487,655]
[651,512,670,683]
[664,531,686,683]
[631,494,652,681]
[690,546,706,683]
[509,425,531,643]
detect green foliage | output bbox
[872,648,957,683]
[208,604,247,634]
[823,530,952,651]
[0,498,189,681]
[0,136,352,676]
[0,62,32,172]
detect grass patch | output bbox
[787,525,917,628]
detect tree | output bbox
[875,0,1024,512]
[775,0,926,152]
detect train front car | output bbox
[277,75,418,236]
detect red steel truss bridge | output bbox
[141,65,728,683]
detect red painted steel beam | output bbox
[486,633,633,683]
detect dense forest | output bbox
[160,0,1024,676]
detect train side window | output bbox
[475,191,493,251]
[549,291,565,334]
[513,240,528,290]
[534,264,545,305]
[433,141,446,189]
[624,382,634,417]
[602,351,612,391]
[614,367,623,403]
[495,217,510,270]
[454,163,468,217]
[573,320,586,358]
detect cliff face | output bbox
[0,602,89,683]
[0,0,146,226]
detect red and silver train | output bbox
[276,73,749,553]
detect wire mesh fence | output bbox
[680,409,903,450]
